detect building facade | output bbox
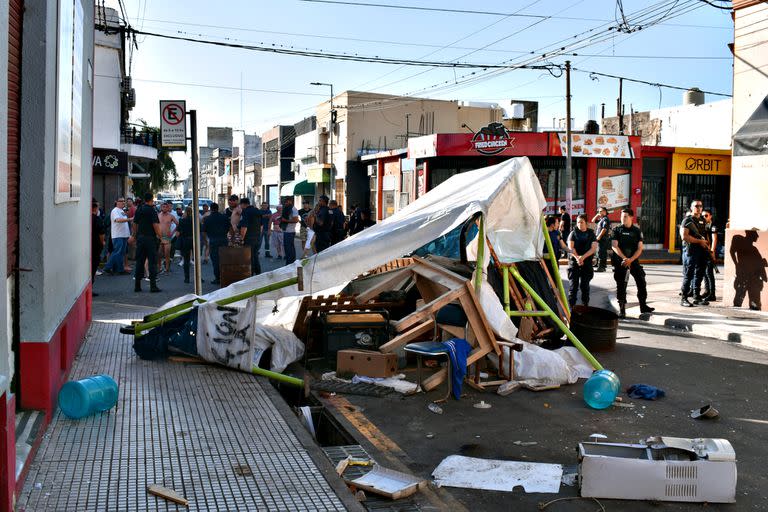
[0,1,95,508]
[260,125,296,207]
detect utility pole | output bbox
[189,110,202,294]
[310,82,335,199]
[405,113,410,143]
[565,60,573,215]
[617,77,624,135]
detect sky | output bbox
[105,0,734,178]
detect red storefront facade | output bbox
[363,131,643,224]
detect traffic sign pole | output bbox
[189,109,202,295]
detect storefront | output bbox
[668,148,731,251]
[92,147,128,209]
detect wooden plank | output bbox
[439,324,465,339]
[379,319,434,353]
[421,347,489,391]
[414,274,448,303]
[148,484,189,506]
[354,268,413,304]
[539,259,570,322]
[292,296,311,340]
[459,284,500,355]
[411,265,463,291]
[394,286,466,333]
[411,255,469,284]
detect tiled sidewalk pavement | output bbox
[17,316,348,511]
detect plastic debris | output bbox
[474,401,492,409]
[691,404,720,419]
[427,403,444,415]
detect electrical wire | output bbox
[697,0,733,10]
[571,67,732,96]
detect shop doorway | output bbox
[674,174,730,250]
[641,158,667,247]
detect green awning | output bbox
[280,179,315,196]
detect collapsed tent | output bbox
[134,157,595,385]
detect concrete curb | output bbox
[607,293,768,352]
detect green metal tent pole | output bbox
[251,365,304,388]
[542,215,570,316]
[134,276,301,338]
[474,215,485,291]
[509,265,603,371]
[502,266,511,315]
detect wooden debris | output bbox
[147,484,189,506]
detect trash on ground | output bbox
[432,454,562,493]
[232,463,253,477]
[560,472,578,487]
[626,383,666,400]
[473,400,492,409]
[337,349,398,378]
[298,406,316,439]
[345,464,425,500]
[427,403,443,415]
[351,374,418,395]
[691,404,720,419]
[613,401,635,408]
[584,369,620,409]
[58,375,119,419]
[513,441,538,446]
[579,436,736,503]
[147,484,189,506]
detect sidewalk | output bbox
[16,249,357,511]
[590,264,768,352]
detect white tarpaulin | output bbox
[196,299,304,372]
[432,455,563,493]
[156,157,546,324]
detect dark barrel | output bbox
[569,305,619,352]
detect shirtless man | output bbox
[157,201,176,273]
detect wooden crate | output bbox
[219,246,252,287]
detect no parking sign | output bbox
[160,100,187,149]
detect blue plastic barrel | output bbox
[58,375,118,419]
[583,369,620,409]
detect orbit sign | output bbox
[160,100,187,149]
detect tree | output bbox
[129,120,178,197]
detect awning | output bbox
[280,179,315,196]
[734,95,768,157]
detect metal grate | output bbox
[17,319,346,511]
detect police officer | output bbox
[313,195,333,253]
[202,202,230,285]
[130,192,162,293]
[238,198,262,276]
[567,214,598,308]
[679,199,709,307]
[611,208,654,318]
[702,208,718,301]
[591,207,611,272]
[559,205,571,238]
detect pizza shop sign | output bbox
[470,123,515,155]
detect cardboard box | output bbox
[336,349,398,378]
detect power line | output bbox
[572,67,732,96]
[696,0,733,10]
[94,74,330,96]
[124,27,556,70]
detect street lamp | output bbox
[310,82,334,199]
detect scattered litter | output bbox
[354,490,366,502]
[352,374,418,395]
[626,383,666,400]
[345,464,425,500]
[543,403,551,408]
[147,484,189,506]
[539,497,605,510]
[613,401,635,408]
[560,472,578,487]
[497,380,522,396]
[432,455,562,493]
[513,441,538,446]
[426,433,435,439]
[691,404,720,419]
[473,400,492,409]
[33,483,42,490]
[427,403,443,415]
[336,456,373,476]
[233,463,253,477]
[589,433,607,442]
[298,406,316,439]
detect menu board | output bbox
[597,170,630,211]
[558,133,632,158]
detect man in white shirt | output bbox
[103,197,132,274]
[281,197,300,265]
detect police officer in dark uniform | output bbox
[313,195,332,253]
[592,207,611,272]
[611,208,654,318]
[202,202,230,285]
[237,198,262,276]
[567,214,598,308]
[679,199,709,307]
[130,192,161,293]
[702,208,718,301]
[559,205,571,238]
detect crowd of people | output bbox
[92,192,378,293]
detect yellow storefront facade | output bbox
[668,148,731,252]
